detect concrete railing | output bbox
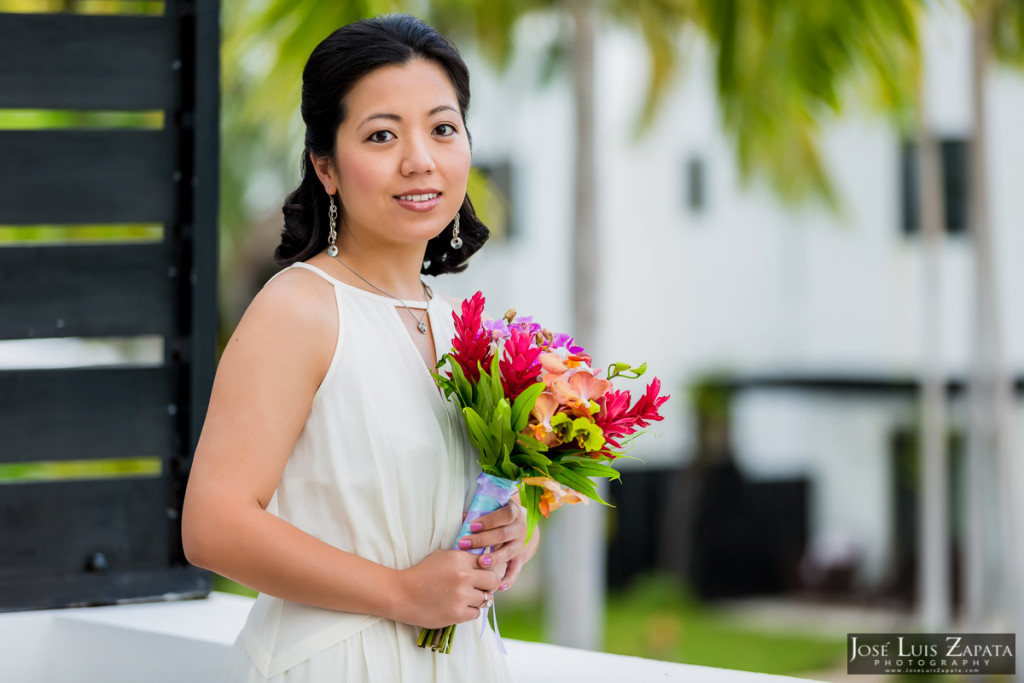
[0,593,818,682]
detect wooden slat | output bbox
[188,0,222,458]
[0,243,174,340]
[0,367,176,463]
[0,478,172,577]
[0,130,177,225]
[0,13,179,110]
[0,566,210,612]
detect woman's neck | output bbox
[322,242,429,302]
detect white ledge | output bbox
[0,593,819,682]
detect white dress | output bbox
[225,262,514,682]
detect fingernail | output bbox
[470,522,483,532]
[481,556,492,567]
[458,538,471,549]
[500,583,509,592]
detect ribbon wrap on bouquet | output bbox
[457,471,517,653]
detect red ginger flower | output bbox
[499,327,543,402]
[593,378,669,457]
[450,291,491,383]
[593,389,636,453]
[628,377,669,428]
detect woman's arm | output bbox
[181,270,499,628]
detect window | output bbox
[900,138,969,236]
[471,159,516,242]
[685,156,706,214]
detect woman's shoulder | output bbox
[256,263,335,312]
[214,263,339,405]
[232,264,338,352]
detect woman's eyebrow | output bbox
[357,105,459,129]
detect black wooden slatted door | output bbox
[0,0,218,611]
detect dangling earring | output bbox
[327,195,339,257]
[449,211,463,250]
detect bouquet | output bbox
[417,291,669,653]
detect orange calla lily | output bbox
[521,476,588,517]
[527,391,562,446]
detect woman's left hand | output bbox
[459,497,540,592]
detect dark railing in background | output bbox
[0,0,218,611]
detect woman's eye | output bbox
[368,130,395,143]
[434,123,456,137]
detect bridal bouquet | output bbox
[417,291,669,653]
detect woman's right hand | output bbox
[394,549,501,629]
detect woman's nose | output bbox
[400,135,435,175]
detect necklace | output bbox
[326,252,432,334]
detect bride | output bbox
[182,14,538,682]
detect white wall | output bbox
[438,6,1024,591]
[0,594,817,683]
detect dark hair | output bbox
[275,14,489,275]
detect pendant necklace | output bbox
[326,251,431,334]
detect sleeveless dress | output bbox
[225,262,515,682]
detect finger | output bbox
[472,568,502,593]
[460,525,517,552]
[470,503,520,532]
[478,539,525,569]
[500,558,522,591]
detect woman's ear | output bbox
[309,152,337,195]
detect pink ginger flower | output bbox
[499,327,543,402]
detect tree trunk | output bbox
[966,0,1019,634]
[544,0,605,652]
[915,102,950,630]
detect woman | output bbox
[182,14,536,681]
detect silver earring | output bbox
[327,195,339,257]
[449,212,463,250]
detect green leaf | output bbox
[474,364,496,416]
[446,357,472,405]
[564,460,621,483]
[510,382,545,433]
[480,462,504,478]
[500,443,517,479]
[462,408,498,466]
[552,467,610,506]
[515,431,549,453]
[514,447,552,474]
[521,482,540,545]
[491,399,516,460]
[489,353,503,401]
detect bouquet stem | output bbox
[417,472,517,654]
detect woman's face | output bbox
[330,58,471,251]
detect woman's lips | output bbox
[394,191,442,212]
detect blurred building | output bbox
[438,8,1024,602]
